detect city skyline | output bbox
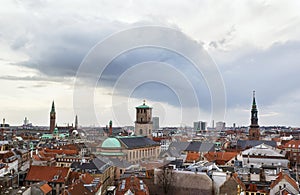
[1,1,300,127]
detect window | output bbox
[149,129,151,134]
[140,129,143,135]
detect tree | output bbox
[157,166,175,195]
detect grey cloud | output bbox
[222,40,300,109]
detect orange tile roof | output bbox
[283,140,300,148]
[116,176,149,195]
[63,173,102,195]
[25,165,70,183]
[204,152,239,165]
[44,148,78,155]
[80,173,94,184]
[186,152,200,162]
[270,172,299,191]
[40,183,52,194]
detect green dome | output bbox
[101,137,121,148]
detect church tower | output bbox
[75,115,78,130]
[50,101,56,133]
[249,91,260,140]
[135,100,153,138]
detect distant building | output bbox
[249,91,260,140]
[152,117,159,130]
[216,121,226,131]
[242,143,289,167]
[282,140,300,167]
[49,101,56,134]
[184,141,215,162]
[135,100,153,138]
[193,121,206,132]
[74,115,78,130]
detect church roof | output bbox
[101,137,122,148]
[117,136,159,149]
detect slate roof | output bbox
[161,142,190,158]
[71,157,110,174]
[237,140,276,149]
[185,142,215,152]
[108,158,133,169]
[117,136,159,149]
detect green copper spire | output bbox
[51,101,55,113]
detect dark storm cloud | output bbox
[10,21,213,110]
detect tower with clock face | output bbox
[50,101,56,133]
[249,91,260,140]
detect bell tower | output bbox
[135,100,153,138]
[249,91,260,140]
[50,101,56,133]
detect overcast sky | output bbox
[0,0,300,127]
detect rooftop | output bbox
[25,165,70,183]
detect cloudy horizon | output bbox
[1,0,300,127]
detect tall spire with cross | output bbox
[50,101,56,133]
[249,90,260,140]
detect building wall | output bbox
[126,146,160,163]
[269,179,299,195]
[219,178,239,195]
[135,123,153,138]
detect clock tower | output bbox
[50,101,56,133]
[135,100,153,138]
[249,91,260,140]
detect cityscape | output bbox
[1,1,300,195]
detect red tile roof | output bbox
[204,152,239,165]
[283,140,300,149]
[44,148,78,155]
[186,152,200,162]
[270,172,299,191]
[25,165,70,183]
[63,173,102,195]
[116,176,149,195]
[80,173,94,184]
[40,183,52,194]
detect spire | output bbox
[109,120,113,136]
[252,90,256,106]
[75,115,78,130]
[51,101,55,113]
